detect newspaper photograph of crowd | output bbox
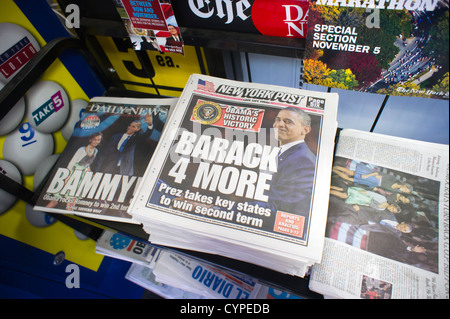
[325,156,439,274]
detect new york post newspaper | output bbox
[129,74,339,277]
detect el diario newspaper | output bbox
[34,96,178,223]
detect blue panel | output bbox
[0,235,145,298]
[302,83,329,93]
[329,88,385,132]
[373,95,449,144]
[247,53,302,88]
[14,0,69,41]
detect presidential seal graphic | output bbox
[193,101,222,125]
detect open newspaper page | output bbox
[129,74,338,276]
[309,129,449,299]
[34,96,177,223]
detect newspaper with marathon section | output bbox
[128,74,339,277]
[309,129,449,299]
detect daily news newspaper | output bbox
[309,129,449,299]
[129,74,338,275]
[33,96,177,223]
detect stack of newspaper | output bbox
[96,229,261,299]
[129,74,339,277]
[126,260,302,299]
[149,250,262,299]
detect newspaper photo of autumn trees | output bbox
[303,1,449,100]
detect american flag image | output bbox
[197,79,215,92]
[329,222,367,250]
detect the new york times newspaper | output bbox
[34,96,177,223]
[129,74,339,275]
[309,129,449,299]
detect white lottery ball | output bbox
[0,160,22,214]
[74,230,89,241]
[32,153,60,190]
[0,23,40,83]
[25,80,70,133]
[25,203,57,227]
[2,122,54,175]
[0,81,26,136]
[61,99,88,141]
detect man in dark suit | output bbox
[165,24,182,47]
[95,114,154,176]
[266,107,316,216]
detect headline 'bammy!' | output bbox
[46,168,140,203]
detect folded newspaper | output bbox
[128,74,339,277]
[96,229,261,299]
[96,229,161,267]
[33,96,177,223]
[126,263,207,299]
[150,250,262,299]
[309,129,449,299]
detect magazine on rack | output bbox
[33,96,178,223]
[309,129,449,299]
[303,0,449,100]
[114,0,185,54]
[129,74,339,276]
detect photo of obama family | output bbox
[325,156,440,274]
